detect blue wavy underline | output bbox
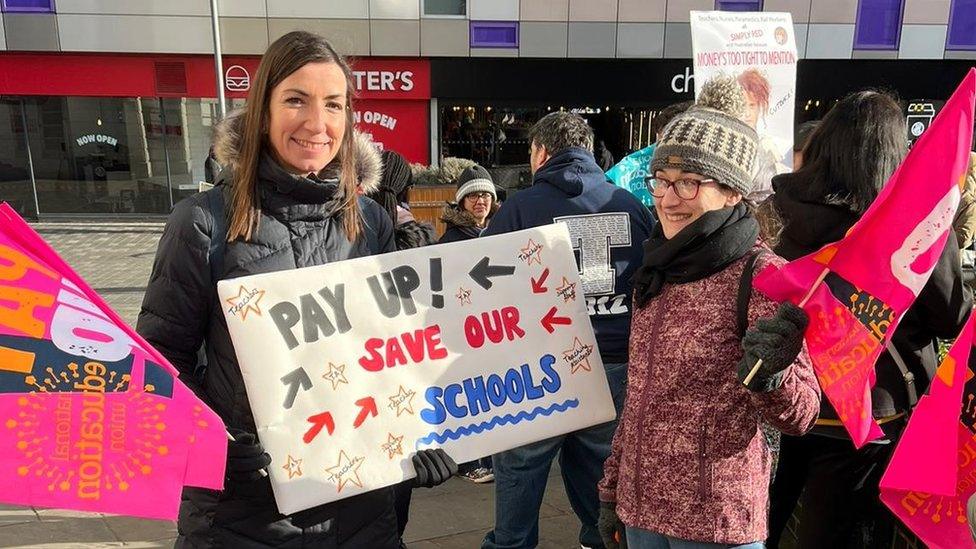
[414,399,580,448]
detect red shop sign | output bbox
[0,53,430,101]
[355,99,429,164]
[221,57,430,100]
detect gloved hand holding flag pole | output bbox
[747,68,976,448]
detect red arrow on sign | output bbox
[303,411,335,444]
[540,306,572,333]
[353,397,378,428]
[531,268,550,294]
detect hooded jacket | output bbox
[438,202,497,244]
[482,147,654,363]
[136,110,398,548]
[772,171,973,432]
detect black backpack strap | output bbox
[736,251,764,339]
[886,341,919,409]
[206,188,226,284]
[358,196,381,255]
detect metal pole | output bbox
[210,0,227,118]
[160,99,175,210]
[19,100,41,219]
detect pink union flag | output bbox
[880,314,976,549]
[755,68,976,447]
[0,203,226,520]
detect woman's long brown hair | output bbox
[227,31,360,242]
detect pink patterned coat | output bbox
[598,244,820,544]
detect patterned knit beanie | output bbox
[651,75,759,196]
[455,164,496,203]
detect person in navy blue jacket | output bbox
[480,112,654,549]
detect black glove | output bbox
[226,427,272,482]
[597,502,627,549]
[412,449,457,488]
[737,302,809,392]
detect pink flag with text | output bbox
[755,68,976,447]
[880,314,976,549]
[0,203,226,520]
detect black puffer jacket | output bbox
[772,172,973,434]
[136,111,398,548]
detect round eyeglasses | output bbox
[643,175,716,200]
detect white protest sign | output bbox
[690,11,798,199]
[218,224,616,514]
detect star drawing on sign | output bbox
[520,239,544,266]
[456,286,472,306]
[555,277,577,302]
[225,285,266,321]
[282,454,303,479]
[562,336,594,374]
[381,433,405,460]
[326,450,365,493]
[388,385,417,417]
[322,362,349,390]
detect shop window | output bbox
[947,0,976,50]
[1,0,55,12]
[0,100,37,218]
[423,0,466,16]
[854,0,904,50]
[470,22,519,48]
[715,0,762,11]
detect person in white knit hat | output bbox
[438,164,499,243]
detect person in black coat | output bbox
[438,164,498,244]
[766,90,973,549]
[366,149,437,251]
[136,31,454,549]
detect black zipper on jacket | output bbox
[634,295,667,513]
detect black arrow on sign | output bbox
[281,366,313,410]
[469,256,516,290]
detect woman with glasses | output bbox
[438,164,499,244]
[597,76,820,549]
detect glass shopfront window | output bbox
[439,103,664,191]
[0,99,37,218]
[0,95,244,217]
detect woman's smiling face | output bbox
[267,61,348,175]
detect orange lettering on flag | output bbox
[0,285,55,338]
[812,245,837,266]
[0,244,57,282]
[0,345,34,374]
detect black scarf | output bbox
[633,203,759,308]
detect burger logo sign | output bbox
[225,65,250,92]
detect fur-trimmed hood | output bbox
[440,201,498,229]
[213,108,382,192]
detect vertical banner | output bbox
[690,11,798,199]
[218,224,616,514]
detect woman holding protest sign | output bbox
[766,90,972,549]
[597,76,821,549]
[137,31,455,548]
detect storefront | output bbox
[431,58,698,191]
[430,58,976,192]
[0,53,430,219]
